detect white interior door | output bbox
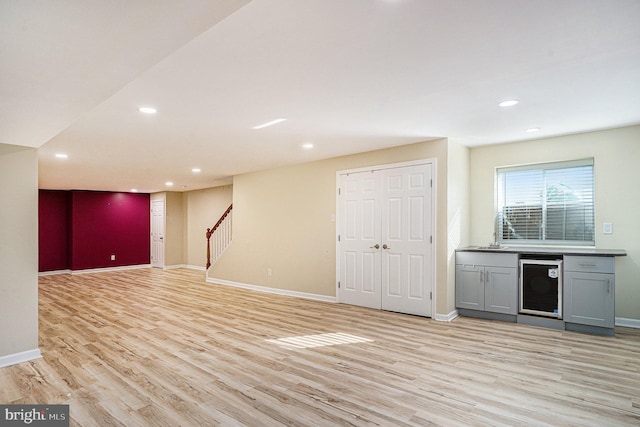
[337,161,434,317]
[338,171,382,309]
[380,164,433,316]
[151,199,165,268]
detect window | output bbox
[496,159,594,246]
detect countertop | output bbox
[457,246,627,257]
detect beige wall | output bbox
[469,125,640,321]
[210,138,459,316]
[184,185,233,268]
[0,144,39,359]
[165,192,185,266]
[447,140,471,315]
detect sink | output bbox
[475,245,509,250]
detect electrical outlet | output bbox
[267,268,272,277]
[110,254,116,261]
[603,223,613,234]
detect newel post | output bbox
[206,228,212,269]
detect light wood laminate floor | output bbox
[1,268,639,426]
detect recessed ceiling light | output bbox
[252,118,287,129]
[138,106,157,114]
[131,189,138,193]
[498,99,520,107]
[192,168,201,173]
[525,127,541,133]
[165,181,174,187]
[302,143,314,150]
[55,153,68,159]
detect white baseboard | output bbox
[38,269,71,276]
[165,264,205,271]
[616,317,640,329]
[71,264,151,275]
[39,264,225,275]
[0,348,42,368]
[39,264,152,276]
[206,277,336,303]
[434,310,459,322]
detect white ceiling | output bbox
[3,0,640,193]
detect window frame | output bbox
[495,158,595,247]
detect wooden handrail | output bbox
[206,204,233,269]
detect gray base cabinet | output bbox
[455,264,483,310]
[564,256,615,328]
[456,252,518,315]
[455,249,622,336]
[485,267,519,314]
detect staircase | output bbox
[206,204,232,270]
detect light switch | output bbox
[603,223,613,234]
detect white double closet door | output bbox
[337,160,434,317]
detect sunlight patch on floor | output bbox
[266,332,373,349]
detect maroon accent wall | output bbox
[38,190,150,272]
[39,190,70,272]
[70,191,150,271]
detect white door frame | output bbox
[336,158,437,317]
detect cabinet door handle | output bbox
[480,270,483,282]
[486,271,489,283]
[607,280,611,293]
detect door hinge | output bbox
[430,236,433,244]
[338,281,341,288]
[430,179,433,188]
[338,187,341,195]
[338,234,341,242]
[430,291,432,300]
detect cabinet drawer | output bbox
[564,256,614,274]
[456,251,518,268]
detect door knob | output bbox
[370,244,380,249]
[382,244,390,249]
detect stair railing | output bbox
[206,204,233,269]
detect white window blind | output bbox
[496,159,594,246]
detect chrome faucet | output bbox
[489,214,501,249]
